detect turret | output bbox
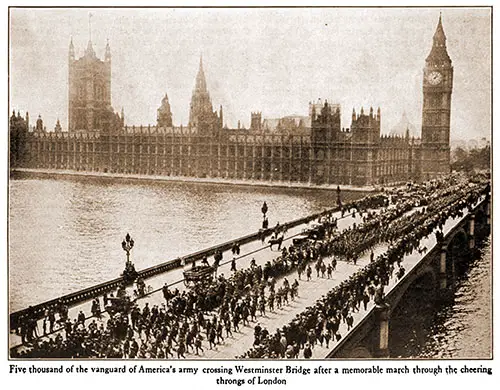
[85,39,96,58]
[54,119,62,132]
[250,111,262,131]
[105,39,111,62]
[157,93,173,128]
[36,115,43,132]
[69,37,75,62]
[352,108,356,122]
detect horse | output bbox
[269,235,284,251]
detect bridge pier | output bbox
[439,245,447,290]
[438,245,454,303]
[373,303,390,358]
[468,215,475,250]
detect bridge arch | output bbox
[346,346,373,358]
[386,266,437,356]
[446,228,469,281]
[389,265,437,316]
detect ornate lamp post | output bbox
[261,201,269,230]
[121,233,137,283]
[122,233,134,264]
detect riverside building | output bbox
[11,16,452,187]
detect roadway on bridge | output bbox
[186,202,473,359]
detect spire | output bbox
[195,54,208,93]
[105,39,111,62]
[69,37,75,61]
[89,12,92,42]
[85,12,96,58]
[189,54,215,129]
[426,13,451,65]
[434,13,446,45]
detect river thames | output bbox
[8,174,491,358]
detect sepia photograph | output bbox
[7,6,492,362]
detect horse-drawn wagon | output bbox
[183,265,215,287]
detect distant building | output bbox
[389,112,417,138]
[157,93,173,128]
[250,112,262,131]
[68,37,122,132]
[17,16,452,186]
[54,119,62,132]
[188,56,223,135]
[420,14,453,179]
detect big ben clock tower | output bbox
[421,14,453,179]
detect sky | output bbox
[9,7,491,141]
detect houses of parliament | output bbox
[10,16,452,187]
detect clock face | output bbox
[427,71,443,85]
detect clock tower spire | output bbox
[420,14,453,180]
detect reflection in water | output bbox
[389,237,491,359]
[9,174,362,311]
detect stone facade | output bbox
[421,15,453,180]
[13,16,451,187]
[68,38,122,133]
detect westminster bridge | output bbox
[9,176,491,359]
[327,193,490,358]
